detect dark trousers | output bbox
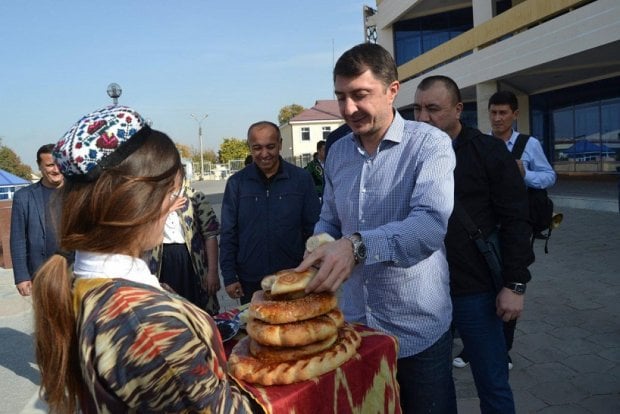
[239,279,263,305]
[504,319,517,352]
[396,330,457,414]
[452,292,515,414]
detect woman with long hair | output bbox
[32,106,258,413]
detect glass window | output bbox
[601,98,620,142]
[322,126,331,141]
[552,108,574,142]
[574,103,600,142]
[393,8,473,66]
[301,127,310,141]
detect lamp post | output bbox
[106,83,122,105]
[190,113,208,180]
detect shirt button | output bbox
[374,255,380,261]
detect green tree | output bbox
[192,148,218,165]
[175,143,193,159]
[203,149,218,164]
[278,104,305,125]
[0,139,33,180]
[218,138,249,164]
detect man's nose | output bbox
[340,98,357,117]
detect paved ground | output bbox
[1,176,618,413]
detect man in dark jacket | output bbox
[10,144,64,296]
[219,121,321,304]
[414,75,533,414]
[304,140,326,199]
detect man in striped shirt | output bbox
[297,43,457,414]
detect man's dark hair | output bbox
[417,75,462,105]
[333,43,398,88]
[247,121,281,141]
[316,140,326,151]
[36,144,55,165]
[488,90,519,111]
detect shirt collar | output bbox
[489,129,518,148]
[349,109,404,153]
[73,251,162,289]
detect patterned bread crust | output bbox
[246,314,338,347]
[249,332,337,362]
[248,290,337,324]
[269,268,317,296]
[228,325,362,386]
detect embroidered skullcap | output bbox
[54,105,151,181]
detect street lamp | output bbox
[106,83,122,105]
[190,113,208,180]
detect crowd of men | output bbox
[10,43,555,414]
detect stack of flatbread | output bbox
[227,267,361,386]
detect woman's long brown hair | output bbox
[32,130,183,413]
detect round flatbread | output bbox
[249,290,337,324]
[228,325,362,386]
[270,268,317,297]
[246,313,338,347]
[249,332,337,362]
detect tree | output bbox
[278,104,305,125]
[0,139,33,180]
[218,138,249,164]
[192,149,218,165]
[175,143,193,159]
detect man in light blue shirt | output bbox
[488,90,556,371]
[488,90,556,190]
[297,43,457,414]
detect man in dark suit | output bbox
[10,144,64,296]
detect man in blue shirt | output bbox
[219,121,320,304]
[297,43,457,413]
[10,144,64,296]
[488,89,556,370]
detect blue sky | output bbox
[0,0,371,169]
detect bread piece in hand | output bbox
[306,233,335,252]
[270,268,317,296]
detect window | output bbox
[393,8,473,66]
[301,127,310,141]
[322,126,331,140]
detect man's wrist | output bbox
[345,232,367,264]
[504,282,526,295]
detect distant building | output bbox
[369,0,620,174]
[0,169,30,200]
[280,100,345,167]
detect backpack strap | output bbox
[511,133,530,160]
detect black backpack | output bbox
[512,134,555,253]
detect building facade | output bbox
[280,100,345,167]
[368,0,620,173]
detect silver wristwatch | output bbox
[345,233,367,264]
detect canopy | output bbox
[563,139,615,158]
[0,168,30,186]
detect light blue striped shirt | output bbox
[316,112,456,358]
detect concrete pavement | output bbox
[1,177,618,413]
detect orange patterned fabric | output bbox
[218,309,402,414]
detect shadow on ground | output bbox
[0,327,40,385]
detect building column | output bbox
[472,0,495,26]
[476,81,497,134]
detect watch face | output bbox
[357,242,367,260]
